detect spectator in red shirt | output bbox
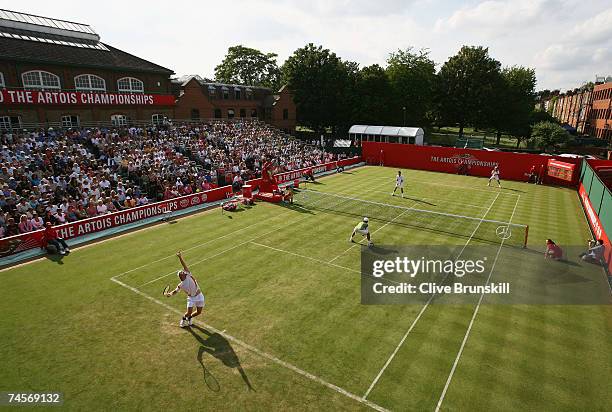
[545,239,563,260]
[42,222,70,255]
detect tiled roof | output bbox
[0,36,173,74]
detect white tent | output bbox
[349,125,424,145]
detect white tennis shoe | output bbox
[179,318,187,328]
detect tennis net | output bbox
[293,189,528,248]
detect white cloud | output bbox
[569,7,612,44]
[434,0,562,35]
[532,6,612,89]
[11,0,612,91]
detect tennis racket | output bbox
[162,285,170,296]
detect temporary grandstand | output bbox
[348,125,424,145]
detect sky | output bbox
[8,0,612,91]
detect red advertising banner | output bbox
[362,142,582,186]
[0,89,176,106]
[0,185,231,258]
[578,182,612,273]
[0,158,363,259]
[547,159,576,181]
[248,157,362,190]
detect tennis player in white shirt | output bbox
[488,166,502,188]
[165,251,205,328]
[391,170,404,198]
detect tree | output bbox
[435,46,502,137]
[530,109,558,125]
[351,64,393,125]
[495,66,537,146]
[214,45,281,89]
[281,44,351,134]
[531,121,571,152]
[386,48,436,127]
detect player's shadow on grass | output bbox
[277,202,315,214]
[44,253,65,264]
[188,324,255,392]
[501,187,525,193]
[404,197,436,206]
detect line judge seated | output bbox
[579,239,605,264]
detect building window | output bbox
[117,77,144,93]
[61,115,79,128]
[222,87,229,99]
[152,114,165,125]
[240,108,246,118]
[235,89,241,100]
[0,115,21,131]
[214,108,222,119]
[0,72,4,88]
[111,114,128,126]
[251,109,257,118]
[74,74,106,92]
[22,70,61,90]
[191,109,200,120]
[208,86,216,97]
[283,108,289,120]
[246,88,252,100]
[227,109,235,119]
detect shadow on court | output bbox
[188,324,255,392]
[500,187,525,193]
[404,196,437,206]
[44,253,65,265]
[277,202,315,214]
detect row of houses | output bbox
[537,81,612,140]
[0,8,296,133]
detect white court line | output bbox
[109,276,389,412]
[139,213,313,287]
[362,191,501,400]
[328,201,419,264]
[250,242,361,274]
[371,175,521,196]
[138,190,336,287]
[249,241,406,287]
[434,194,520,412]
[115,209,294,279]
[334,187,486,210]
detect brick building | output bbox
[540,81,612,140]
[172,75,297,133]
[588,82,612,140]
[0,9,175,130]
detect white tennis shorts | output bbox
[356,228,369,235]
[187,292,205,308]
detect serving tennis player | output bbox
[391,170,404,198]
[165,251,205,328]
[350,217,373,246]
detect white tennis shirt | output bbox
[179,272,199,296]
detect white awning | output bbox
[349,125,424,138]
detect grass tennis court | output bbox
[1,166,610,411]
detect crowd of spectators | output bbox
[0,120,333,238]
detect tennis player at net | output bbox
[350,217,373,246]
[165,251,205,328]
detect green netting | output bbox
[589,174,605,214]
[600,190,612,237]
[581,160,594,192]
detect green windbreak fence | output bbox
[580,159,612,236]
